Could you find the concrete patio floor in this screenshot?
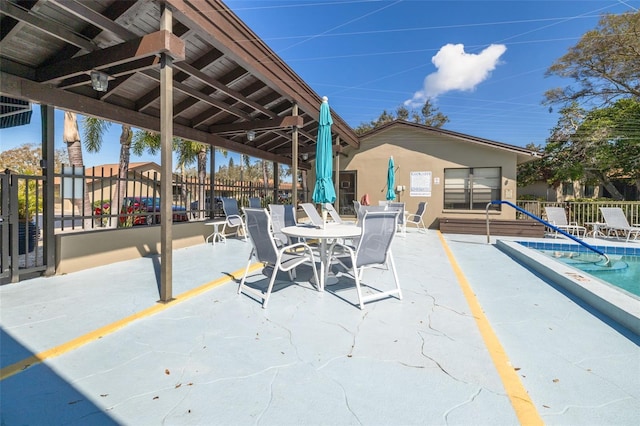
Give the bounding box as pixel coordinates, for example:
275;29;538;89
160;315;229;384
1;230;638;425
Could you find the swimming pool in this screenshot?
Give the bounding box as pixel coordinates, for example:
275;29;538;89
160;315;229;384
516;241;640;297
496;240;640;335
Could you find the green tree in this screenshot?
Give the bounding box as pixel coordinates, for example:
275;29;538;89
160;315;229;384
516;143;548;188
544;11;640;108
536;100;640;200
420;99;450;127
576;98;640;196
175;139;210;218
354;99;449;135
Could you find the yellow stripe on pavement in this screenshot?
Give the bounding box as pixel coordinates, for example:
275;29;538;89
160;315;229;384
438;232;544;426
0;263;262;381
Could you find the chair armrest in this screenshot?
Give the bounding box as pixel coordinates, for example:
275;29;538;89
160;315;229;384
281;241;315;254
226;214;244;222
326;240;355;259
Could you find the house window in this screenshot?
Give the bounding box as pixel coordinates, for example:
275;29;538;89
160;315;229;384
562;182;574;197
584;184;595;198
444;167;501;210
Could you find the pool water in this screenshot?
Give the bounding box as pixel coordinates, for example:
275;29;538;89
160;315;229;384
517;241;640;297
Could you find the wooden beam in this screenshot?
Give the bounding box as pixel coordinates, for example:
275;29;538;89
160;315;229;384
1;72;299;166
36;30;185;83
209;116;303;133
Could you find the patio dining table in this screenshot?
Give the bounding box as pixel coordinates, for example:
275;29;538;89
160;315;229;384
281;223;361;290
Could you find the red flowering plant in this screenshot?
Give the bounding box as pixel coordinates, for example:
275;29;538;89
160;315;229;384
93;200;111;227
118;197;149;227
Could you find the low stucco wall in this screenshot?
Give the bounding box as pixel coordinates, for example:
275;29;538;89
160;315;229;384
55;221;216;274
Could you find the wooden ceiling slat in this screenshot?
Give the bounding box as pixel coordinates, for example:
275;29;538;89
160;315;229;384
0;0;95;51
0;0;357;166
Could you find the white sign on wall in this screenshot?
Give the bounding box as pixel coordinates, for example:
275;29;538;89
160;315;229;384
410;171;432;197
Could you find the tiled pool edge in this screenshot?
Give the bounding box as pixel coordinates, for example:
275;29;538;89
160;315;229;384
496;240;640;335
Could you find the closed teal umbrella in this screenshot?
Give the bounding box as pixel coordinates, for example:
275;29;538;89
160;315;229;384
386;156;396;201
312;97;336;205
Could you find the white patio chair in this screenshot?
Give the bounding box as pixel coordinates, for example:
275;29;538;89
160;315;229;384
269;203;298;246
248;197;262;208
544;206;586;238
353;200;365;223
221;197;248;241
388;202;406;236
406;201;427;232
238;208;320;308
326;210;402;310
599;207;640;242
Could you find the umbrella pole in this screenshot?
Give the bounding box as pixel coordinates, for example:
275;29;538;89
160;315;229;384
321;205;328;229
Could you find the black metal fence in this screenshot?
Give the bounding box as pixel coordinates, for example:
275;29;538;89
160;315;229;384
1;171;47;283
53;166;308;231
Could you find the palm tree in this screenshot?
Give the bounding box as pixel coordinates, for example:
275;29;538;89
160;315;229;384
62;111;93;228
83;117;135;227
175;140;205;214
175;140;231;218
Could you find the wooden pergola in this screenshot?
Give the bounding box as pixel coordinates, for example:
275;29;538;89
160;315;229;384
0;0;360;300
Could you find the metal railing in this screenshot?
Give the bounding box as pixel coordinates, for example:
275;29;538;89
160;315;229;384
516;200;640;226
53;166;308;231
487;201;611;267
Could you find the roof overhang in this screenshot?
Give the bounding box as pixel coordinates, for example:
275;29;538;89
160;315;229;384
0;0;359;166
0;95;32;129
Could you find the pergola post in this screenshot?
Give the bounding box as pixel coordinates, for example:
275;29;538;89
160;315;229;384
159;5;174;303
210;147;216;218
291;103;299;208
334;135;340;213
272;161;279;203
41;104;55;276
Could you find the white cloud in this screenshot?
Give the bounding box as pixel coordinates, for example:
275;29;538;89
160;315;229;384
405;43;506;107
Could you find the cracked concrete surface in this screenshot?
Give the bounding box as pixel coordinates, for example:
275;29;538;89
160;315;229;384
1;231;638;425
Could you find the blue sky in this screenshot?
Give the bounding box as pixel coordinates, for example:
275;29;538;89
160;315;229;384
1;0;637;168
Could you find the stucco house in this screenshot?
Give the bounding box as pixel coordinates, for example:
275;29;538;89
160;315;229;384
332;120;540;230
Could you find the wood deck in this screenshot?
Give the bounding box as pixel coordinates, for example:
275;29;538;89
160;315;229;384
439;218;545;237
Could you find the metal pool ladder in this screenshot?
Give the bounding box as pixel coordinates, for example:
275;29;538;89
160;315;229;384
485;200;611;267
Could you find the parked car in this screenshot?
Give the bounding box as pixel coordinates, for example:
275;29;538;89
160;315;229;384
136;197;189;224
190;197;223;217
96;197;188;226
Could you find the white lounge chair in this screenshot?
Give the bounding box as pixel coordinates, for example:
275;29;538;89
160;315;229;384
300;203;325;227
324;203;343;223
599;207;640;242
238;208;319;308
544;206;586;238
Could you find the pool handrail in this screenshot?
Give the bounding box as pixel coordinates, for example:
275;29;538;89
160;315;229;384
486;200;611;267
